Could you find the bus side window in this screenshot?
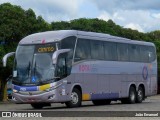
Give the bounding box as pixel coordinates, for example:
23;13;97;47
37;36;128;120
129;44;140;62
104;41;117;61
74;39;91;62
140;46;148;62
61;36;76;74
117;43;128;61
90;40;104;60
56;54;68;79
61;36;76;59
148;46;156;62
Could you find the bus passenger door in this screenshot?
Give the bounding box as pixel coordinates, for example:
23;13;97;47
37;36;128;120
55;51;72;101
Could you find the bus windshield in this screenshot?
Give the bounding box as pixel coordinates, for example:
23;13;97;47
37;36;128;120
13;46;34;84
13;44;56;85
33;53;55;83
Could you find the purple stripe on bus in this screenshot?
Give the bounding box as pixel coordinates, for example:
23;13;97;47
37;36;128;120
91;93;119;100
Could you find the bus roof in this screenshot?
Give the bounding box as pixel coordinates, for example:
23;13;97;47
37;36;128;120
19;30;77;45
19;30;155;46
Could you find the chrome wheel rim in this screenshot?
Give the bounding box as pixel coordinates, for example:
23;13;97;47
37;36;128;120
138;90;143;101
130;91;135;101
71;92;79;104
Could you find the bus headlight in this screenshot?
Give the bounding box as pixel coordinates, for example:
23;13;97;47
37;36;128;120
12;96;17;101
13;89;18;93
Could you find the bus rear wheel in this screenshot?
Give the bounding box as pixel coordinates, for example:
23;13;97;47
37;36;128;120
136;86;144;103
128;86;136;104
65;88;82;108
92;100;111;105
121;86;136;104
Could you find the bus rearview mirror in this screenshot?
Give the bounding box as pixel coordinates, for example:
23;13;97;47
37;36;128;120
3;52;15;67
52;49;70;64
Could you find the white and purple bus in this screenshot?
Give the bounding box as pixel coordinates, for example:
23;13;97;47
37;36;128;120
3;30;157;109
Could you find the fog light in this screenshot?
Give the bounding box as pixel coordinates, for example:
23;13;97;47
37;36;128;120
48;94;54;100
12;96;17;101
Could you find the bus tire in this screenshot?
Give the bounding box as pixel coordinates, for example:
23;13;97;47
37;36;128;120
136;86;144;103
31;103;44;109
121;86;136;104
128;86;136;104
92;100;111;105
65;88;82;108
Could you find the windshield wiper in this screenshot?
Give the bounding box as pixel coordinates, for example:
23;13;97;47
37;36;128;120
33;61;44;84
27;62;31;77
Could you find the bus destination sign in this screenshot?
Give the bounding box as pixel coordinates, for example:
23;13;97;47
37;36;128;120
35;44;56;53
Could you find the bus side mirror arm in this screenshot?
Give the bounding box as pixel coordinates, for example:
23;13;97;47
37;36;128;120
2;52;15;67
52;49;70;64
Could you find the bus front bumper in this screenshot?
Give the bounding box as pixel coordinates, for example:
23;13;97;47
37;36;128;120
12;89;70;104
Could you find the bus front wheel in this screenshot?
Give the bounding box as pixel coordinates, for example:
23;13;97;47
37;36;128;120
65;88;82;108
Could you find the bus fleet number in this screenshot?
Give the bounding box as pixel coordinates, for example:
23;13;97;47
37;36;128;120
79;65;90;72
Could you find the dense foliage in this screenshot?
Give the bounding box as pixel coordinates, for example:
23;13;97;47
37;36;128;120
0;3;160;100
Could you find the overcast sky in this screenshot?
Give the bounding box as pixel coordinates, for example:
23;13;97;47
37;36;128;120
0;0;160;33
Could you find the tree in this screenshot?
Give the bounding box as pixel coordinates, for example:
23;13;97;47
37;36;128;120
51;21;71;30
0;3;52;101
35;16;52;32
